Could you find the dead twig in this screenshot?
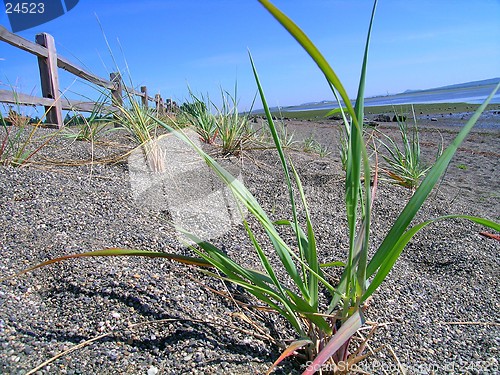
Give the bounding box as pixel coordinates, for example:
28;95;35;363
26;331;113;375
438;321;500;326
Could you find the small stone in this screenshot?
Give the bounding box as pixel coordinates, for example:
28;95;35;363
108;351;118;361
147;366;159;375
111;312;121;319
23;345;34;355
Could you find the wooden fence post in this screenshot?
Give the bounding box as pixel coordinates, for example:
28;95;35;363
35;33;63;128
155;93;165;116
110;72;122;107
110;72;122;127
141;86;148;109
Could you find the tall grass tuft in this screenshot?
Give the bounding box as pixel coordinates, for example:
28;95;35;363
0;90;59;166
303;133;331;157
214;86;255;156
378;105;442;191
62;94;114;142
181;89;218;144
254;110;298;149
6;0;500;373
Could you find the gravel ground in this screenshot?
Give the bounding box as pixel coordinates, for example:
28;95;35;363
0;113;498;374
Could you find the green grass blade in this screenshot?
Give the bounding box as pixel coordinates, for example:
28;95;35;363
243;220;296;302
363;215;499;301
257;0;356;123
352;0;377;299
354;0;377;123
367;82;500;278
2;248;211;281
320;261;346;268
177;228;306;332
290;160;320;308
248;51;311;300
196;268;303;333
154;116;316;301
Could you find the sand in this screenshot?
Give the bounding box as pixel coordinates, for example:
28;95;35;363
0;110;498;374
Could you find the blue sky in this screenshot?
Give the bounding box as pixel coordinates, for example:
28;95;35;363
1;0;499;112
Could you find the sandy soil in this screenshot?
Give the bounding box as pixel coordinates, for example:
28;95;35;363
0;111;498;374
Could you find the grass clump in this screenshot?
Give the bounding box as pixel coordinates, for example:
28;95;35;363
377;105;442;191
114;99;159;146
181;90;218;144
0;98;57;167
214;87;255;156
180;86;255;156
115;99;166;172
6;0;500;373
255;109;298;149
303;133;331;157
62;95;115;142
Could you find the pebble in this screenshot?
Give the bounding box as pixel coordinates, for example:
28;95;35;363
23;345;34;355
0;125;498;374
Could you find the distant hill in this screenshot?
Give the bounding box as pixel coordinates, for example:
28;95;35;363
253;77;500;114
402;78;500;94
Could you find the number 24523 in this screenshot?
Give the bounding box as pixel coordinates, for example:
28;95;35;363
5;3;45;14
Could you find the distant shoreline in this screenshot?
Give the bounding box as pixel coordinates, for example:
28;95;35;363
269;102;500;129
253;77;500;116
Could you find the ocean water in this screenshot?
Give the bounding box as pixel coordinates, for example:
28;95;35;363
287;84;500;112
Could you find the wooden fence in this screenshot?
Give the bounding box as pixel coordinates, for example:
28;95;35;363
0;25;171;128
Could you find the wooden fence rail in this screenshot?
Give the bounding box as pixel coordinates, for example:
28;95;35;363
0;25;169;128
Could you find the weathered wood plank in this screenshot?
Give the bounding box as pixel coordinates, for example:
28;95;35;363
36;33;63;127
0;89;54;107
63;100;116;114
58;55;114;90
0;90;116;115
110;73;123;106
1;25;114;90
0;25;48;57
0;26;157;108
155;93;165;115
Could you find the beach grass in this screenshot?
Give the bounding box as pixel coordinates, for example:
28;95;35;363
2;1;499;373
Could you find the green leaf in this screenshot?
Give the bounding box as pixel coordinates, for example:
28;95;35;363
367;82;500;278
363;215;500;301
248;52;311;300
320;261;346;268
257;0;356;124
2;248;211;281
324;107;346;118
